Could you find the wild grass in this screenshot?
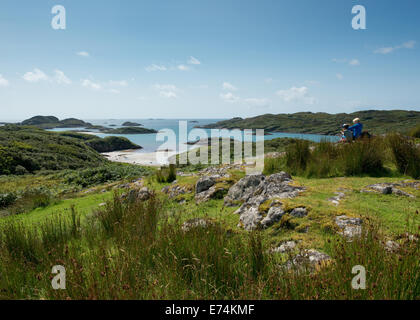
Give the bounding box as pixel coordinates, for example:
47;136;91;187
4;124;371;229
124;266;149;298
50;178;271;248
387;133;420;179
0;193;418;300
155;164;177;183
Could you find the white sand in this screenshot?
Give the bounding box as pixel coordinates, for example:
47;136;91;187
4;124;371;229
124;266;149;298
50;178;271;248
102;150;174;167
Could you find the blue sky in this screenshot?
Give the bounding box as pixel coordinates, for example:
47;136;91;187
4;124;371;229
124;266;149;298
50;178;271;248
0;0;419;120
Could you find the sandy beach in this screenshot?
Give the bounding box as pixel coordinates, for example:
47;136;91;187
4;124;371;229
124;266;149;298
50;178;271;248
102;149;176;167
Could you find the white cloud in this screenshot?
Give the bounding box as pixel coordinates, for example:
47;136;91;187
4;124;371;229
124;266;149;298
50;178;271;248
160;91;177;98
145;64;167;72
81;79;101;90
349;59;360;66
109;80;128;87
336;73;344;80
154;84;178;98
23;68;49;83
188;56;201;65
332;58;360;66
0;75;9;87
77;51;90;57
109;89;120;94
220;92;239;103
374;40;416;54
276;86;316;105
177;64;190;71
244;98;270;108
222;82;238;91
54;70;71;85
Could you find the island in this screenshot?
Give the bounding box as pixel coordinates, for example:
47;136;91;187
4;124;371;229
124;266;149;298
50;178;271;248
122;121;142;127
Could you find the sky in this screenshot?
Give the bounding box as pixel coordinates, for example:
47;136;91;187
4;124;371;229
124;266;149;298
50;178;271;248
0;0;420;120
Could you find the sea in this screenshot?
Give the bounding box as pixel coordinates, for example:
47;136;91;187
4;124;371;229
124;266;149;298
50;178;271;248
43;118;338;153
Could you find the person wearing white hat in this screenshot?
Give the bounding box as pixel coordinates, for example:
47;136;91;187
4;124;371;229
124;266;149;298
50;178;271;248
348;118;363;140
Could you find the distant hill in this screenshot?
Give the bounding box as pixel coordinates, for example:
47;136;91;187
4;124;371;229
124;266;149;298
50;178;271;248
198;110;420;135
21;115;97;129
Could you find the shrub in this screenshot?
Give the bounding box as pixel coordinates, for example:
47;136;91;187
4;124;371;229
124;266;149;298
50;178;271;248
285;140;311;174
339;139;385;176
156;164;177;183
0;193;17;208
408;125;420;138
263;156;285;175
387;133;420;179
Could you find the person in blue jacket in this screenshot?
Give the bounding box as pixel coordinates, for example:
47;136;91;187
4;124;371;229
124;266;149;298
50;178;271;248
348;118;363;140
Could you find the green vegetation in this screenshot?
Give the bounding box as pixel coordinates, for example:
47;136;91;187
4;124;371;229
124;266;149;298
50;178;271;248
200;110;420;135
0;120;419;300
263;137;417;178
122;121;142;127
101;127;158;134
155;164;177;183
0;192;418;299
0;125;106;174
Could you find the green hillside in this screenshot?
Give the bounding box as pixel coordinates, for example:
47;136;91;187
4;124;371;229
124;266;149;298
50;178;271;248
199;110;420;135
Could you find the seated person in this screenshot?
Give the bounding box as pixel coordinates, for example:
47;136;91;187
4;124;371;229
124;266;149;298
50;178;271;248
349;118;363;140
340;124;353;142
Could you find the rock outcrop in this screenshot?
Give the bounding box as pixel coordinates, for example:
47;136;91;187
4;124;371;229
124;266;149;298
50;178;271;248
335;215;363;240
225;172;304;230
285;249;331;271
361;182;416;198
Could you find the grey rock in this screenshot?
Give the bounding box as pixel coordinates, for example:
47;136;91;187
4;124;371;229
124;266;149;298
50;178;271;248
195;176;216;194
328;192;346;206
286;249;331;270
261;206;285;228
335;215;363;240
224;174;265;207
182;218;212;232
384;240;400;253
272;241;296;253
290;207;308;218
232;172;303;230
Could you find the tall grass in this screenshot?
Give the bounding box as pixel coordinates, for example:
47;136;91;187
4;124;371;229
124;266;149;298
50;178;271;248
156;164;177;183
387;133;420;179
0;193;418;299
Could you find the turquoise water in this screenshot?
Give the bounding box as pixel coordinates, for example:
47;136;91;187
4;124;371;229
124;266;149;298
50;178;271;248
49;119;340;153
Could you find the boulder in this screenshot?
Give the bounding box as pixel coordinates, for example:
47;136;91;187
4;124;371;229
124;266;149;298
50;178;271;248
335;215;363;240
272;241;296;253
285;249;331;271
195;185;227;204
231;172;304;230
224;174;265;207
195;176;216;194
182;218;212;232
290;207;308;218
361;183;415;198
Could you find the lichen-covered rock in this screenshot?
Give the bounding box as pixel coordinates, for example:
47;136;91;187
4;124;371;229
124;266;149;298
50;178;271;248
195;176;216;194
181;218;212;232
285;249;331;271
361;183;415;198
161;184;192;200
290;207;308;218
224;174;265;207
231;172;304;230
195;185;227;204
272;241;296;253
335;215;363;240
328;192;346;206
137;187;153;201
384;240;400;253
261;206;286;229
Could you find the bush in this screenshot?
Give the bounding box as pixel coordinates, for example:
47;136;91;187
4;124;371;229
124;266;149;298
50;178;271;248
408;125;420;138
285;140;311;174
387;133;420;179
0;193;17;208
339;139;385;176
156;164;177;183
263;156;285;175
